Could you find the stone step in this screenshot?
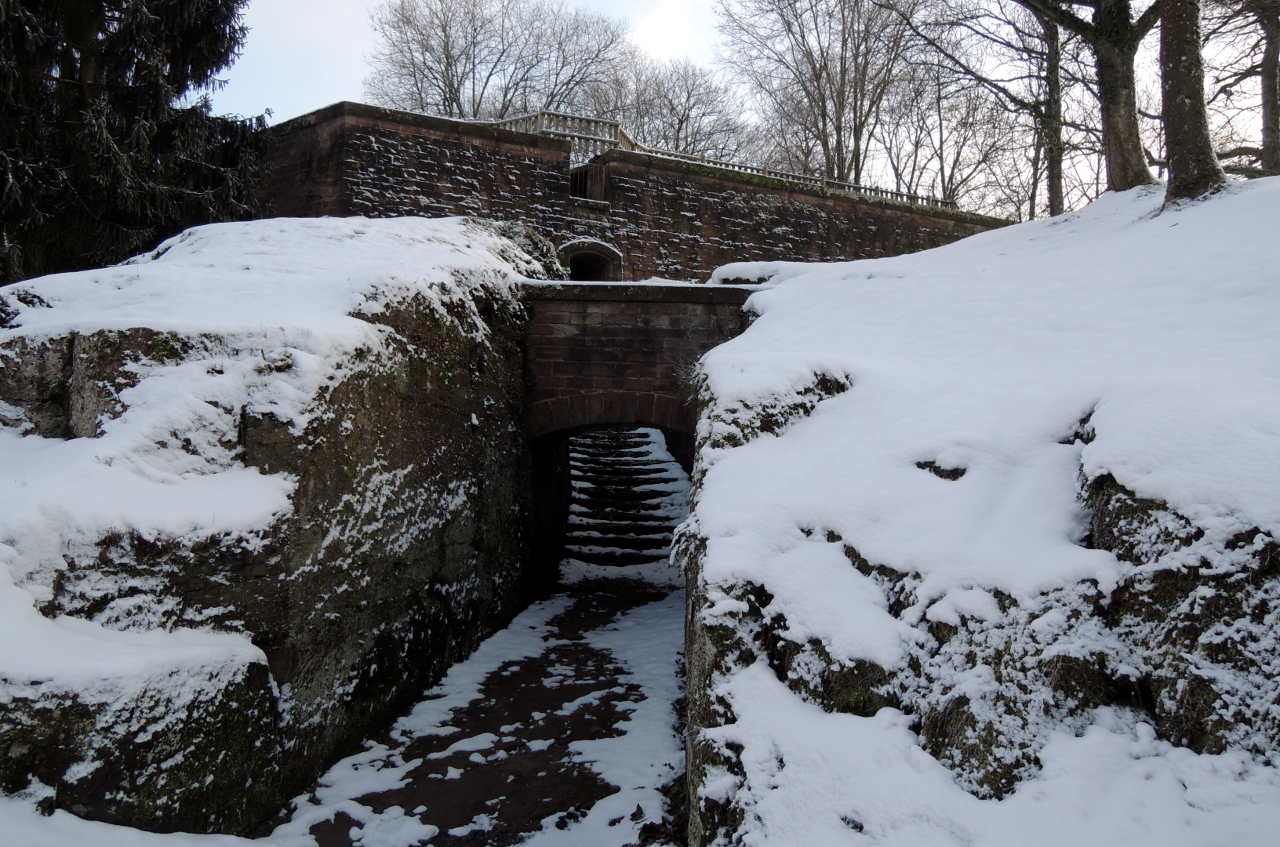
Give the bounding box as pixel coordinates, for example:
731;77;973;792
573;503;678;520
561;425;688;577
563;548;671;567
571;484;678;502
570;463;673;477
565;533;674;552
565;519;680;536
571;477;680;493
570;434;652;446
570;457;672;469
576;478;686;491
569;506;677;524
569;467;672;482
569;445;654;457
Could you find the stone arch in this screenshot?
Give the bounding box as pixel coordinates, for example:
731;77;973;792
558;238;624;281
526;390;691;442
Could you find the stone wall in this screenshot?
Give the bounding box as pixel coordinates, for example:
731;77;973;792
523;283;751;439
264;102;1006;282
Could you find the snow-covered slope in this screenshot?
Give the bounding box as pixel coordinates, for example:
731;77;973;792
0;216;556;833
1;216;547;610
683;179;1280;845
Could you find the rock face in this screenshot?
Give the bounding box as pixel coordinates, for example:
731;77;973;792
0;218;560;834
681;382;1280;847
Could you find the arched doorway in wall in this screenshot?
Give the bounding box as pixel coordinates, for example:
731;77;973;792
558;238;624;281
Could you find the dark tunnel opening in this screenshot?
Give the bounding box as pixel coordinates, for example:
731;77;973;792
529;425;693;587
566;251;613;281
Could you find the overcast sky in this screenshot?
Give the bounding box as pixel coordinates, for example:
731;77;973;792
211;0;718;123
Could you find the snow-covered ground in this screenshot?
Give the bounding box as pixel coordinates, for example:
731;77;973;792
689;179;1280;844
8;175;1279;846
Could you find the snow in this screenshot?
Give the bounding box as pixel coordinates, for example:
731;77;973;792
562;427;689;587
698;181;1280;607
691;179;1280;843
3;216;534;342
0;216;537;691
5;178;1277;845
523;277;755;289
0;588;687;847
0;566;263;690
519;591;685;847
705;534;916;667
0;216;548;845
0;795;263;847
266;596;572;844
711;664;1280;847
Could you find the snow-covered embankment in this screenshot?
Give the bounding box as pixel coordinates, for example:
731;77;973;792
0;217;558;833
680;180;1280;845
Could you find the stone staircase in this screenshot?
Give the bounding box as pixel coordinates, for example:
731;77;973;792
561;427;689;586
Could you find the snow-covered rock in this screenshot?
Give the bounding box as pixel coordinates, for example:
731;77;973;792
681;179;1280;845
0;216;560;833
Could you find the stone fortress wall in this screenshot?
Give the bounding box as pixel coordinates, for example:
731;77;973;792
263;102;1005;282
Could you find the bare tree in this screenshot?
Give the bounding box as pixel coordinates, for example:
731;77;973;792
1009;0;1162;191
572;53;753;160
716;0;913;184
889;0;1073;214
1206;0;1280;173
875;61;937;195
873;37;1023;211
365;0;627;119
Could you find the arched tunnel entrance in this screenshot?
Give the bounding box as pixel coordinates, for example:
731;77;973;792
530;423;693;586
558;239;624;281
567;251;612;281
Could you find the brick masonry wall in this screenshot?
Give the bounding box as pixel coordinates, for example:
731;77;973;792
264;103;1006;282
523;284;752;437
591;152;992;280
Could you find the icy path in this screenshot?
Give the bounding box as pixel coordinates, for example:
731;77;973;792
274;427;690;846
3;588;686;847
273;586;686;847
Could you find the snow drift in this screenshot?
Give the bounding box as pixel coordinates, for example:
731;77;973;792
683;179;1280;845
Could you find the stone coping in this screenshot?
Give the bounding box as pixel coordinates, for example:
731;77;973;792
270;101;573;155
520;281;755;305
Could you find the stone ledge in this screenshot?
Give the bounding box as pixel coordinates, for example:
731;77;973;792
521;282;754;305
270;101;573;157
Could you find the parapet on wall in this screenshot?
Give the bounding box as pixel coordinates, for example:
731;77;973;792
264;102;1006;282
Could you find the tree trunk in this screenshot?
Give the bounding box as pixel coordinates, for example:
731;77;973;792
1092;0;1155;190
1042;15;1066;214
1261;13;1279;172
1160;0;1226;200
1092;37;1154;190
1028;131;1043;219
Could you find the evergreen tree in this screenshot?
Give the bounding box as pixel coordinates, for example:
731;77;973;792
0;0;263;284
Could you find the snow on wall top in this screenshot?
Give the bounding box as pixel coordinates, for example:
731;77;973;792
0;216;541;685
699;177;1280;626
